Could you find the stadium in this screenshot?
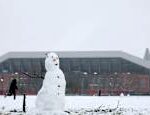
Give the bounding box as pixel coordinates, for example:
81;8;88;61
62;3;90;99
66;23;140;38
0;50;150;96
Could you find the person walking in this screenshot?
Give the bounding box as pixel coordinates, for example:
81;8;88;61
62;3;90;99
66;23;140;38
7;79;18;100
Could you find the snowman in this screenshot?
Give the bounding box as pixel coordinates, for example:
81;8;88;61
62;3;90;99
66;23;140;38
28;52;67;115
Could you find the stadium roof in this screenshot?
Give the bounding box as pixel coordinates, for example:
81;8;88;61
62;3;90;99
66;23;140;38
0;51;150;69
144;48;150;61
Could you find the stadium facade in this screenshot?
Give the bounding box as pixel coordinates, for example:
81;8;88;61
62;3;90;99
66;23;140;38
0;50;150;96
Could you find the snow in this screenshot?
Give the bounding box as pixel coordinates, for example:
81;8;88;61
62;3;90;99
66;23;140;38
1;95;150;115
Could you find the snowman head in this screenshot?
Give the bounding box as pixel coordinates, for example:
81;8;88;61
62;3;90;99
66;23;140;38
45;52;60;71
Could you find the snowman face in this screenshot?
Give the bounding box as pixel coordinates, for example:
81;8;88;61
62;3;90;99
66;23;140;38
49;53;59;66
45;52;60;71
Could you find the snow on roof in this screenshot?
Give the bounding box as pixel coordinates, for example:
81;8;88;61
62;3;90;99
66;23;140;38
0;51;150;69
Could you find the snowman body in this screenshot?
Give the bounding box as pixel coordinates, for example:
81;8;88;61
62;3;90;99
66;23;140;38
35;53;66;112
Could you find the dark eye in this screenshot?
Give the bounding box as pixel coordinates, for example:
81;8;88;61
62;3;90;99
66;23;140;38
45;53;48;58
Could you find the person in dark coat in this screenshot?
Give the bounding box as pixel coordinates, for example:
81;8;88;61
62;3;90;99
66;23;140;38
7;79;18;100
98;89;101;96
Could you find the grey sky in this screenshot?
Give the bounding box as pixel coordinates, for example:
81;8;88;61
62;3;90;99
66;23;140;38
0;0;150;58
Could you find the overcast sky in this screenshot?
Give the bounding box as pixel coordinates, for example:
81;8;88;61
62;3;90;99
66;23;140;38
0;0;150;58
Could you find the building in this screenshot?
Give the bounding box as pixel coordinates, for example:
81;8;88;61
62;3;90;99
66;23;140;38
0;50;150;95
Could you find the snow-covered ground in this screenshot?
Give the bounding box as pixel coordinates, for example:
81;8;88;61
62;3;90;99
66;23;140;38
0;95;150;115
